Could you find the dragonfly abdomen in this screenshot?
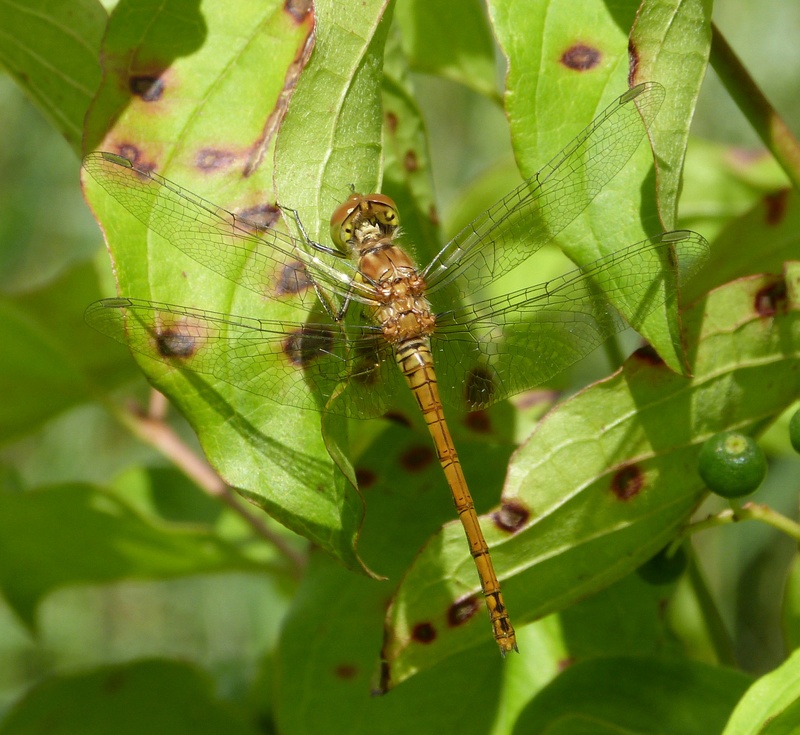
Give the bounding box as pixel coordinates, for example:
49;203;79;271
395;337;518;654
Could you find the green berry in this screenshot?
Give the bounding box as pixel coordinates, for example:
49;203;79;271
638;544;688;585
789;409;800;454
698;431;767;498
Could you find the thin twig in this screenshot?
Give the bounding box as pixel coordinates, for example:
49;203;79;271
113;394;307;576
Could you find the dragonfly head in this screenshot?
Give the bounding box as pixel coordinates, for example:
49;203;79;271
330;193;399;253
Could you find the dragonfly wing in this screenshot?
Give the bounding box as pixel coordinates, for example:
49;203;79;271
83;152;374;307
422;82;666;297
84;298;400;420
432;231;709;411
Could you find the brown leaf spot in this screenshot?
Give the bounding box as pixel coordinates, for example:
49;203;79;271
404;150;418;172
156;327;198;359
276;260;312;296
399;445;434;472
350;337;386;386
114;145;155;174
283;326;334;367
195;148;236;171
561;44;602;71
628;40;639;86
632;344;664;366
355;467;377;489
764;188;789;226
384;411;412;427
611;464;644;500
448;596;480;627
493;501;528;533
284;0;312;22
238;203;282;230
334;663;358;679
129;75;164;102
465;366;495;410
755;279;788;317
464;409;491;434
411;622;436;644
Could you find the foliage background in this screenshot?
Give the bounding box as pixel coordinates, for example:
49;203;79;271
0;0;799;732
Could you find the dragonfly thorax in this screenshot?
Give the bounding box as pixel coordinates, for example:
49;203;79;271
356;244;435;344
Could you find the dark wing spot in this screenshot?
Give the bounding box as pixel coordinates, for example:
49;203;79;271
399;445;434;472
276;260;313;296
561;44;602;71
611;464;645;500
385;111;399;134
447;596;480;627
465;366;495;410
156;327;198;358
129;75;164;101
195;148;236;171
355;467;377;489
464;409;491;434
764;189;789;226
493;501;529;533
411;622;436;644
283;326;334;367
333;664;358;679
403;150;418;172
428;205;439;227
755;279;788;317
284;0;312;22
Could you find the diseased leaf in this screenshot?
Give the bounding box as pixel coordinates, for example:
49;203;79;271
382;264;800;687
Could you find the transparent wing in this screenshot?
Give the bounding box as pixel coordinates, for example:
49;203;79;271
431;231;709;411
85;298;402;420
83;152;377;307
422;82;666;296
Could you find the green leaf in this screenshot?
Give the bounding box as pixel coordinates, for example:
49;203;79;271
0;0;105;153
515;656;751;734
82;0;390;576
0;659;259;735
679;138;792;240
630;0;713;228
722;647;800;735
381;263;800;687
381;32;443;267
684;187;800;303
0;298;88;443
392;0;498;99
276;551;511;735
488;0;703;375
0;483;259;629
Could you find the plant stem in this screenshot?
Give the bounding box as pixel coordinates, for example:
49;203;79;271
710;22;800;190
687;553;738;667
109;393;307;577
681;502;800;543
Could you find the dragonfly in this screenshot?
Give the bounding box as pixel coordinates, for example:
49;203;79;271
84;81;707;655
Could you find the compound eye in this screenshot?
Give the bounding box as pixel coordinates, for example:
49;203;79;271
365;193;399;230
329;193;363;251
